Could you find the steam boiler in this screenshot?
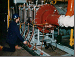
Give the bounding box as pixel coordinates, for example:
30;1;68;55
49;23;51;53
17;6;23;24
8;0;74;56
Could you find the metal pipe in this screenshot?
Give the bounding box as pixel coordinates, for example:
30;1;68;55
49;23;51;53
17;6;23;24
24;23;29;40
30;10;33;21
28;8;30;17
37;29;40;44
32;26;35;41
58;27;59;35
41;0;44;5
23;3;27;22
41;26;45;50
8;0;10;28
65;0;74;16
36;1;38;6
34;6;36;24
14;3;18;14
19;7;21;21
29;1;31;5
10;8;12;19
21;22;25;36
32;10;34;21
29;25;34;43
13;7;15;14
24;10;26;22
28;8;33;21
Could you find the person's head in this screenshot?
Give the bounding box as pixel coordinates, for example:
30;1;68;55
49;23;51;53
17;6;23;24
12;14;20;23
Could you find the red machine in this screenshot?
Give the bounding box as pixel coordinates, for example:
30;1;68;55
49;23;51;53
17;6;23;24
35;0;74;33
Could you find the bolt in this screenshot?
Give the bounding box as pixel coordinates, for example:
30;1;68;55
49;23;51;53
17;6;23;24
54;9;56;12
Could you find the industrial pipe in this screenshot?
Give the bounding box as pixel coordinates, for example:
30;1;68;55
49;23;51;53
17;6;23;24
29;25;34;43
24;23;29;40
27;25;34;48
21;22;25;36
8;0;10;28
35;0;74;33
24;3;27;22
65;0;74;16
58;0;74;27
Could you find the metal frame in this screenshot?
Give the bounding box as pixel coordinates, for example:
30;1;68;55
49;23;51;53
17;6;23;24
10;0;74;56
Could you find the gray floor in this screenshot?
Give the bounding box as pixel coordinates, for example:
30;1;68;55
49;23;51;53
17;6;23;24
0;49;32;56
0;38;32;56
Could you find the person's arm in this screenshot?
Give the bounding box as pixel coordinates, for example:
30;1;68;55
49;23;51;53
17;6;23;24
15;26;27;44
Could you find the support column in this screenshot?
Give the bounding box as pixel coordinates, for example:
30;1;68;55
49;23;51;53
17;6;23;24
8;0;10;28
37;29;41;45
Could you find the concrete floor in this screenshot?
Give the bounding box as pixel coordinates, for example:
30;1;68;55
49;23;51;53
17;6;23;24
0;49;32;56
0;36;32;56
37;45;67;56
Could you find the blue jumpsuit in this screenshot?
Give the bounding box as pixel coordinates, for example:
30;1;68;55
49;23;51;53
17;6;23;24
3;21;24;52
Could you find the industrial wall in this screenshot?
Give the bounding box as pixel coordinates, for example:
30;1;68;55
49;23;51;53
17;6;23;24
0;0;8;40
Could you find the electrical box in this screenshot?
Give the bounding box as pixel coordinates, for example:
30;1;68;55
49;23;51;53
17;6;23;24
14;0;27;3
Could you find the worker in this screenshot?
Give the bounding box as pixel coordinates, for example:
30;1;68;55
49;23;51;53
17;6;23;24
0;14;27;52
